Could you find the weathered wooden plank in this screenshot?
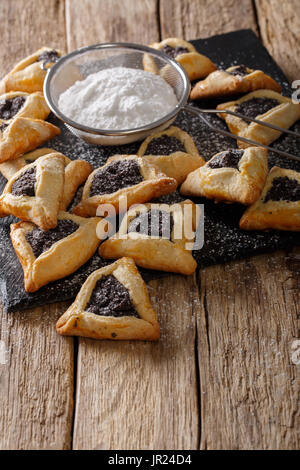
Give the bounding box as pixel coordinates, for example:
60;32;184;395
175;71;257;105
160;0;258;39
73;276;200;450
198;251;300;449
0;0;73;450
66;0;200;450
255;0;300;82
65;0;159;51
165;0;299;450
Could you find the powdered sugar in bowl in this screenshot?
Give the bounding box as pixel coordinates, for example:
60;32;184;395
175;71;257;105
44;43;190;145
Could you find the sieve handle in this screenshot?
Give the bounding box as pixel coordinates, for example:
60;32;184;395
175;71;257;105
182;104;300;163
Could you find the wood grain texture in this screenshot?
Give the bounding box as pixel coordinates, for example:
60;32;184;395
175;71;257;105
198;251;300;449
66;0;199;450
0;303;74;450
0;0;66;76
65;0;159;51
0;0;73;450
160;0;258;39
73;276;200;450
166;0;300;450
255;0;300;82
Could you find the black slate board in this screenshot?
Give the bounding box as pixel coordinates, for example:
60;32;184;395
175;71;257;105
1;29;300;312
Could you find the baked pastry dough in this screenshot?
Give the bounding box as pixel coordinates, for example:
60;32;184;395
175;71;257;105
10;211;106;292
137;126;205;183
0;47;63;94
217;90;300;149
190;65;281;100
143;37;216;81
240;166;300;231
73;155;177;217
60;159;93;211
0;147;93;209
0;117;60;163
0;153;65;229
56;257;160;341
99;200;198;275
180;147;268;205
0;91;50;123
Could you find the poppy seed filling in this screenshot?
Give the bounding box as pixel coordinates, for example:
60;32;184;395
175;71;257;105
227;65;249;77
37;50;59;64
90;159;143;196
128;209;174;239
145;135;186;155
0;122;8;132
85;274;139;318
162;45;189;59
208;149;244;171
0;96;26;120
26;219;79;258
11;167;36;197
264;176;300;203
235;97;279;122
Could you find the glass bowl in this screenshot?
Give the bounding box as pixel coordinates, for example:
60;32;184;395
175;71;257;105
43;42;190;145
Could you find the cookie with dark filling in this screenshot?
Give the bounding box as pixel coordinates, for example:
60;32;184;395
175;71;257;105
56;257;160;341
226;65;249;77
161;44;189;59
0;91;53;163
37;49;60;65
217;90;300;149
0;147;93;209
11;167;36;197
10;211;106;292
180;147;268;205
73;155;177;217
89;159;143;196
0;47;63;93
25;219;79;258
143;37;216;81
137;126;205;183
99;200;198;275
0;91;50;122
144;135;186;155
190;65;281;100
128;209;174;239
207;149;244;171
0;116;60;163
264;177;300;203
0;96;26;120
240;166;300;231
235;97;280;122
85;275;139;318
0;153;65;230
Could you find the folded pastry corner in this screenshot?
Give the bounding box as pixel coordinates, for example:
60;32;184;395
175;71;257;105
216;89;300;148
99;199;198;275
0;47;63;94
0;91;50;123
72;155;177;217
240;166;300;231
143;37;216;81
56;257;160;341
0;147;93;211
0;117;60;163
180;147;268;205
0;152;65;229
137;125;205;183
190;65;281;100
10;211;105;292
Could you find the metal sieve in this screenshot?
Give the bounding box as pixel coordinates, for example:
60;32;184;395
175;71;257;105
44;42;300;161
43;42;190;146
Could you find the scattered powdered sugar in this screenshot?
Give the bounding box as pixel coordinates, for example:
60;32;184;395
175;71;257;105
58;66;178;130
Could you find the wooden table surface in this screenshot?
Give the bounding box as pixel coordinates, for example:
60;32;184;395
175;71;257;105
0;0;299;450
